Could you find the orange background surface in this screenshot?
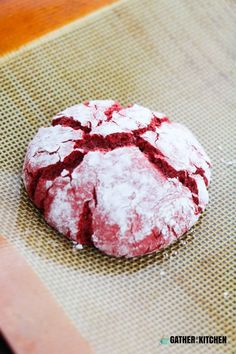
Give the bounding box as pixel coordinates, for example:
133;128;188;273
0;235;93;354
0;0;116;55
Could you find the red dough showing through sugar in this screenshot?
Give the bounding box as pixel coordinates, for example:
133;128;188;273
23;100;211;257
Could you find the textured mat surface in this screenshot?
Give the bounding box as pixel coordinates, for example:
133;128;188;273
0;0;235;353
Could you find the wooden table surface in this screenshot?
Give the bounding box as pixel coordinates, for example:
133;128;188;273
0;0;116;55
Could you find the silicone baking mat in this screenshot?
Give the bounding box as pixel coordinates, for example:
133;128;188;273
0;0;235;353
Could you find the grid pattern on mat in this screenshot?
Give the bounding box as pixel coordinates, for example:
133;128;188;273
0;0;235;353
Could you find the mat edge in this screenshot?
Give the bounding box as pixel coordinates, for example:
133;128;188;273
0;0;126;64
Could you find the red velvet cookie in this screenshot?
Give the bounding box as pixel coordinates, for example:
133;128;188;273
23;100;211;257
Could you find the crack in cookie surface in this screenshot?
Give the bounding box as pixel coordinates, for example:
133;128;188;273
28;150;85;201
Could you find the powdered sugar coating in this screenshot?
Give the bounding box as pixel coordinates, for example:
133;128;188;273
23;100;211;257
